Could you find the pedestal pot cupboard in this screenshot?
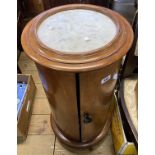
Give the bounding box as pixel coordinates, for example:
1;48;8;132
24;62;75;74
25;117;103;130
21;4;133;148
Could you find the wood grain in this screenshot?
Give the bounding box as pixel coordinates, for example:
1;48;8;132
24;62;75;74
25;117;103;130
80;61;121;142
18;52;41;83
54;134;115;155
22;70;41;84
28;115;53;135
35;83;46;98
36;64;80;141
17;135;55;155
18;58;36;71
32;98;51;114
19;52;30;61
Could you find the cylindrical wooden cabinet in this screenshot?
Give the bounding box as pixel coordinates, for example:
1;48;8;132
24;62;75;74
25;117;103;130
21;4;133;148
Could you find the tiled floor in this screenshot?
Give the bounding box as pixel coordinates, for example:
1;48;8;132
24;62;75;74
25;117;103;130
17;52;115;155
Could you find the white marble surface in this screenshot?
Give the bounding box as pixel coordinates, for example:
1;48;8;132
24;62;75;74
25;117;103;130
37;9;117;54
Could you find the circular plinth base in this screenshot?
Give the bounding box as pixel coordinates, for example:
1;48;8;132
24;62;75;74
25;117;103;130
50;115;112;149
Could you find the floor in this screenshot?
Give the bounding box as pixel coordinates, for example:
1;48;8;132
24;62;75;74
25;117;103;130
17;52;115;155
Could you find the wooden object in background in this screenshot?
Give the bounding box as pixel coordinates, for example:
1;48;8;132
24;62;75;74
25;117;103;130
21;0;51;17
17;74;36;142
49;0;79;7
111;95;137;155
115;11;138;149
82;0;111;7
49;0;111;8
119;77;138;146
21;4;133;148
20;0;113;18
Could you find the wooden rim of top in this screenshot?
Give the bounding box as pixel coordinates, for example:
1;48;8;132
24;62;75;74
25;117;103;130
21;4;134;72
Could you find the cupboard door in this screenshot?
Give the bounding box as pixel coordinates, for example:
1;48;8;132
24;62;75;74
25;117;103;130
36;64;80;141
80;61;121;142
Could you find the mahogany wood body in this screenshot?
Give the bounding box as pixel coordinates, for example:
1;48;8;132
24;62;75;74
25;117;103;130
21;4;133;148
36;60;121;148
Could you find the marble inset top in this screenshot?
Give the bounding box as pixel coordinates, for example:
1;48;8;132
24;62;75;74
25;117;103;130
37;9;117;54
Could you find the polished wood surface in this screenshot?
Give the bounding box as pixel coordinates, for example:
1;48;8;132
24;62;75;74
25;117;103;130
21;4;133;148
36;64;80;141
17;52;116;154
21;4;133;72
32;60;122;148
80;60;121;142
